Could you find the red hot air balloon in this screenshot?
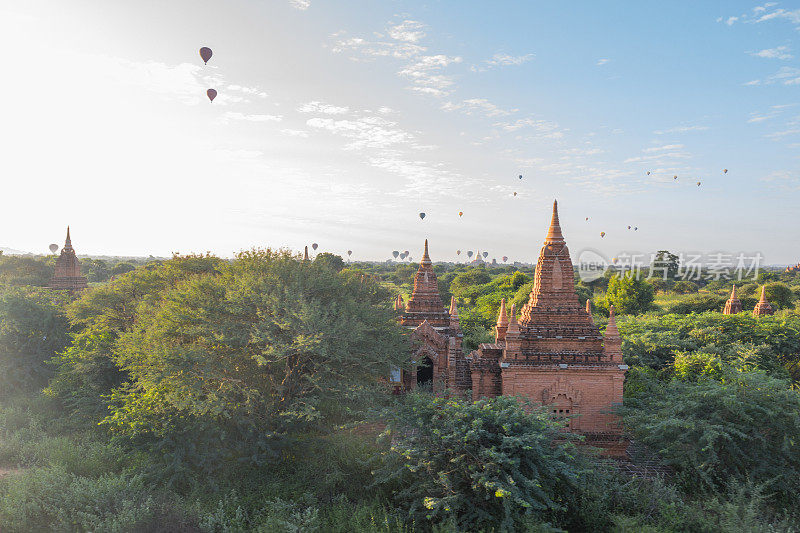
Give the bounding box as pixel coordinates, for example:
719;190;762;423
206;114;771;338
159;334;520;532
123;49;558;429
312;243;318;251
199;47;213;64
207;89;217;102
502;256;508;262
419;212;426;220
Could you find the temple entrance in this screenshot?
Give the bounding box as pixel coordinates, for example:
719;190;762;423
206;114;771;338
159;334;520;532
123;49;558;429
416;356;433;389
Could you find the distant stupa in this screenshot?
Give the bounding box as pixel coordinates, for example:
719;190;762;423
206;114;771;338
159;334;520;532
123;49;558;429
49;227;88;293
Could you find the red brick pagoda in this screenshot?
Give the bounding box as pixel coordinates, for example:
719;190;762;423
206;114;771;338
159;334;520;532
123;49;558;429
395;240;469;393
722;285;743;315
49;227;88;293
468;200;626;444
753;286;775;317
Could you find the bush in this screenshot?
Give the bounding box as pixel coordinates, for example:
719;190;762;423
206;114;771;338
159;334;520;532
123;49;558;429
599;274;654;315
622;369;800;510
373;393;586;531
672;280;699;294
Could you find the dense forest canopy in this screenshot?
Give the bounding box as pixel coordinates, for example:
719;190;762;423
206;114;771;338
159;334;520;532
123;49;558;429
0;251;799;531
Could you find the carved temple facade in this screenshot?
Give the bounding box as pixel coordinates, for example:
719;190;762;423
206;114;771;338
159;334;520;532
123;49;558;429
395;201;627;446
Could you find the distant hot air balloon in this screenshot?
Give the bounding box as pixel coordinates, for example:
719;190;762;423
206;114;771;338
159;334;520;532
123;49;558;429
634;227;638;231
723;169;728;174
600;232;606;238
404;250;409;256
392;250;399;259
207;88;217;102
646;171;651;176
697;181;701;187
612;257;618;264
502;256;508;262
49;244;58;253
513;192;517;196
467;250;474;258
199;47;213;64
458;211;463;217
312;243;318;251
456;250;461;255
518;174;523;180
482;251;488;259
674;175;678;180
419;212;426;220
585;217;589;221
627;225;631;230
347;250;352;256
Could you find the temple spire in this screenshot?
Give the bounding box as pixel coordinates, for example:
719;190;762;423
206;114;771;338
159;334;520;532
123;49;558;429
731;285;737;299
449;295;458;316
63;226;74;252
303;246;309;261
759;286;767;303
753;286;775;317
603;306;622;362
422;238;431;264
404;239;446;317
544;200;565;243
496;298;509;327
605;306;619;337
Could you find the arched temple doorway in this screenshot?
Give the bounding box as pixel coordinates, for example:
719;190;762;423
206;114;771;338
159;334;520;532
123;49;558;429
416;356;434;389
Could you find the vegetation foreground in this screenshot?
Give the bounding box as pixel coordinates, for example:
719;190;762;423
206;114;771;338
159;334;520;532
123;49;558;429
1;250;799;532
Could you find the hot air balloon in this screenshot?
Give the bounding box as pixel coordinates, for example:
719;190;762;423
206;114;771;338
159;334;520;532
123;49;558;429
392;250;399;259
49;244;58;253
347;250;352;256
518;174;523;179
404;250;409;256
312;243;318;251
458;211;463;217
585;217;589;221
207;88;217;102
612;257;618;264
467;251;474;258
674;175;678;180
419;212;426;220
482;251;488;259
723;169;728;174
697;181;701;187
199;47;213;64
634;227;638;231
456;250;461;255
513;192;517;196
646;171;651;175
502;256;508;262
627;225;631;230
600;232;606;238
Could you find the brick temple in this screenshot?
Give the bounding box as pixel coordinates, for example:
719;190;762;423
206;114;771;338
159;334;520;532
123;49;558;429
396;201;627;447
722;285;743;315
49;227;88;293
753;286;775;317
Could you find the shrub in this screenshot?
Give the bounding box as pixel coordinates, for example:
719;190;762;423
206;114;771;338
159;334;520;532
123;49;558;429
373;393;586;531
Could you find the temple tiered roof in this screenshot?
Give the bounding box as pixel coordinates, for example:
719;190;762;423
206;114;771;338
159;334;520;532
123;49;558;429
49;227;88;293
401;239;450;328
723;285;743;315
753;286;775;317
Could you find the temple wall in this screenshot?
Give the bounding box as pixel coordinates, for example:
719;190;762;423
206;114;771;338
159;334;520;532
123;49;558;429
500;366;625;434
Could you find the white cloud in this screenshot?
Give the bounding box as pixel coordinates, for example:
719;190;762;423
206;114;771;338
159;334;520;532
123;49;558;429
281;129;310;138
440;98;516;118
329;20;460;97
220;112;282;123
643;144;684;153
289;0;310;10
297;101;350;114
306;116;413;150
653;125;709;134
596;58;610;66
726;16;739;26
750;46;793;59
388;20;426;43
493;117;561;136
472;52;534;72
227;84;268;98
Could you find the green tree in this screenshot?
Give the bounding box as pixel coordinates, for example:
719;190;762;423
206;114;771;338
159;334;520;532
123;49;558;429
98;250;408;474
672;280;699;294
623;369;800;509
110;262;135;277
313;252;345;272
600;274;654;315
0;288;71;398
373;393;586;531
764;282;794;309
651;250;679;279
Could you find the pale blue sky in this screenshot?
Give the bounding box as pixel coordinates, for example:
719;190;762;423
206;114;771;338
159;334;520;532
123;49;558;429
1;1;799;264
